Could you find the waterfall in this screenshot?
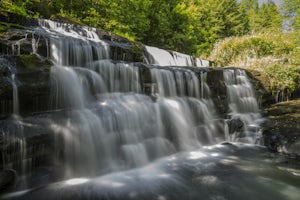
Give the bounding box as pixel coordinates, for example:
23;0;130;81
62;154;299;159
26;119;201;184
11;74;19;115
29;20;232;177
90;60;141;93
150;67;224;145
0;58;27;180
144;45;210;67
223;69;262;143
0;19;263;182
37;19;110;66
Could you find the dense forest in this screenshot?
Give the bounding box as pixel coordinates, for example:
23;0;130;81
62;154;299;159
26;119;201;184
0;0;298;55
1;0;300;95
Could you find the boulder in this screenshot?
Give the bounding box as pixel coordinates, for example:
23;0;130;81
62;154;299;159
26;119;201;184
226;118;244;134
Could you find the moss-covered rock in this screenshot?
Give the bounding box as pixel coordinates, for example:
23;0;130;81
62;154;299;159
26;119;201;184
246;69;274;105
264;99;300;135
263;99;300;155
0;11;38;28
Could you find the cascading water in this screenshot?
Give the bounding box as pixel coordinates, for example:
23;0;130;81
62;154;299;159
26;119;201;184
89;60;141;93
30;20;230;178
0;58;27;179
37;19;110;66
11;74;19;115
150;67;224;145
144;45;210;67
2;17;299;200
223;69;262;143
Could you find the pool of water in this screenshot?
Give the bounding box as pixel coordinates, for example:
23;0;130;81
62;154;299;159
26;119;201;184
3;143;300;200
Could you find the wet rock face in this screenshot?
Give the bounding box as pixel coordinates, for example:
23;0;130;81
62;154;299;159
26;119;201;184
0;12;38;28
206;69;229;116
0;56;52;118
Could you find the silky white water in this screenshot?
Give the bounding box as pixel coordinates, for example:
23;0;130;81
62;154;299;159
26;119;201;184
223;69;262;142
144;45;210;67
32;20;264;177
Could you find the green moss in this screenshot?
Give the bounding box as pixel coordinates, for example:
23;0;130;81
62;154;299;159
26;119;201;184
0;21;27;35
265;64;300;92
264;99;300;137
0;22;11;33
17;54;52;71
131;41;144;62
19;54;40;69
49;14;85;26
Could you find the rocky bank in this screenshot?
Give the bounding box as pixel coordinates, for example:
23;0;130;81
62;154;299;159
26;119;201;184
263;99;300;155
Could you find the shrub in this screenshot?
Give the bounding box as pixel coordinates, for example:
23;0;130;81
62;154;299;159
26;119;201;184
209;31;300;95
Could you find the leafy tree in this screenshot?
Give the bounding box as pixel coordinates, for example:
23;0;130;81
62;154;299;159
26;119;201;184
190;0;248;55
0;0;27;15
142;0;183;50
238;0;260;32
283;0;300;31
257;0;282;31
0;0;284;56
239;0;282;33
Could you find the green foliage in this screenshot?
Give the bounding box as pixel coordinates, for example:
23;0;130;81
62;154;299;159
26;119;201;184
265;64;299;92
192;0;249;56
0;22;10;33
257;1;282;31
283;0;300;17
238;0;282;33
294;9;300;30
283;0;300;31
210;32;297;65
209;31;300;94
0;0;27;16
0;0;286;57
19;53;39;69
209;35;274;65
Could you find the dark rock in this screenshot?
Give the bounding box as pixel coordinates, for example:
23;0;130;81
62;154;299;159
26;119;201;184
0;114;56;174
206;69;229;116
108;42;143;62
0;55;51;118
226;118;244;134
262;99;300;154
220;141;234;146
261;130;283;152
0;12;38;28
263;100;300;137
0;169;17;192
